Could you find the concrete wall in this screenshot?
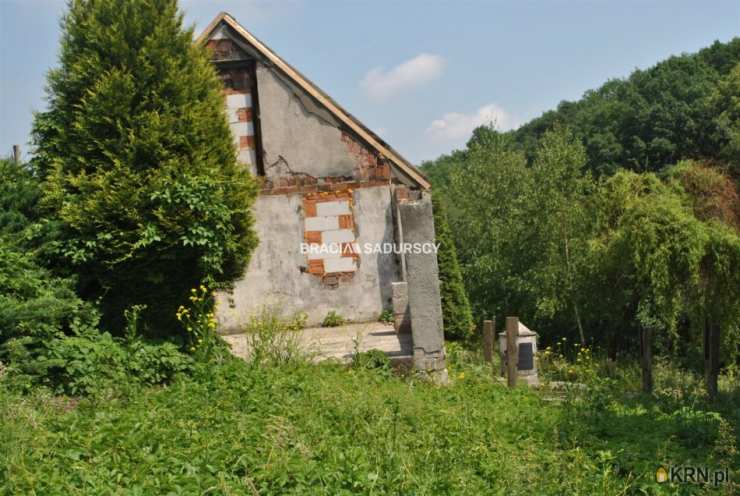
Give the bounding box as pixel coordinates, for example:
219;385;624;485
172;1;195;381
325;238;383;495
256;64;362;179
216;184;399;331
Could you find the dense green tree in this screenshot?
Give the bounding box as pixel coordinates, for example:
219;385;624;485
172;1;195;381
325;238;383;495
709;64;740;173
31;0;258;335
432;195;474;340
667;161;740;396
444;131;536;329
525;128;591;344
509;38;739;176
0;159;40;238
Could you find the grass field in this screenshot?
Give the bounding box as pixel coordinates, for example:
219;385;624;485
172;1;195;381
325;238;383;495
1;343;737;495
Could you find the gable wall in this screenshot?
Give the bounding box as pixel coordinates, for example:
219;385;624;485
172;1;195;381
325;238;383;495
208;29;404;330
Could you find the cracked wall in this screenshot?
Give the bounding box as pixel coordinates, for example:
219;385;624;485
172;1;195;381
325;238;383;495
256;64;384;183
215;185;399;331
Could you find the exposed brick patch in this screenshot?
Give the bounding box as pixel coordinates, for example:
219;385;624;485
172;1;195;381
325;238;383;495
394;185;410;202
239;135;255;149
262;179;386;196
217;67;251;94
340;131;394;183
305;190;353;202
206;39;246;61
321;274;339;288
341;242;359;259
342;131;378;169
236;107;253;122
338;214;353;229
323;175;354;184
376;163;391;180
304;231;321;244
303;199;317;217
301;188;359;285
307;259;324;275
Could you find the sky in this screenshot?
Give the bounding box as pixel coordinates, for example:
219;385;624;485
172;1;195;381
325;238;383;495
1;0;738;165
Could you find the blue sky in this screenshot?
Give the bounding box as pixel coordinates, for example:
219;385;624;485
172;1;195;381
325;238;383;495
1;0;738;164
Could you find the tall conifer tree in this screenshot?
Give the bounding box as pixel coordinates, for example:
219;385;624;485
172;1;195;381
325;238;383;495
32;0;257;334
432;195;474;340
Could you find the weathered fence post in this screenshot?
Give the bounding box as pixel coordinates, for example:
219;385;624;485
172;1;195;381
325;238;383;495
506;316;518;388
12;145;20;164
483;320;494;364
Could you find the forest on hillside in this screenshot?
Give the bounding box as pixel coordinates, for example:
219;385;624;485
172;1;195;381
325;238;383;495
424;38;740;392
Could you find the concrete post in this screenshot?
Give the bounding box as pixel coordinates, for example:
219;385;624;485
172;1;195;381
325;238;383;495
391;281;411;334
506;316;518;388
483;319;495;379
398;192;447;383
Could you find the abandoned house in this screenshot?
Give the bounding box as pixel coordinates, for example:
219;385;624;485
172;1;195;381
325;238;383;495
199;13;446;375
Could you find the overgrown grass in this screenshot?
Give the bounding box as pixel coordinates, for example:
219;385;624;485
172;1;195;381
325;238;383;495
1;341;737;494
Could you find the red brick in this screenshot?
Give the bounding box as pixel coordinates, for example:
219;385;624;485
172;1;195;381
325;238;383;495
269;186;298;195
239;135;255;149
315;192;338;202
236;108;253;122
376;164;391;180
304;231;321;244
338;215;353;229
395;186;409;202
303;199;317;217
340;243;360;259
277;176;298;188
307;259;324;275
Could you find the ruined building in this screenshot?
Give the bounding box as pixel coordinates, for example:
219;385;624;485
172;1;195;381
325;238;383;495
199;13;445;375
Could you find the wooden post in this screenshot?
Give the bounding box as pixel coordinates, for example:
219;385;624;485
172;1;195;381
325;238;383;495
506;316;518;388
482;320;494;364
483;319;495;379
704;318;720;400
640;327;653;394
12;145;20;164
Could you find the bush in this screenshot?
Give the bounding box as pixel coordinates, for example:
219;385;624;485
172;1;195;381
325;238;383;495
378;309;394;324
322;310;345;327
243;310;305;367
0;238;99;355
0;242;191;395
31;0;258;336
0;159;42;239
351;349;392;376
4;327;191;396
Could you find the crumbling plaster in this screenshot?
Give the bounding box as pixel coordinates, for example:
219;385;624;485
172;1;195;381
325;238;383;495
256;63;361;179
215;185;399;332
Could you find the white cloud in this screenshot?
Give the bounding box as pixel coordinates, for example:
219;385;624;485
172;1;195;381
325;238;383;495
425;103;516;142
361;53;444;101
